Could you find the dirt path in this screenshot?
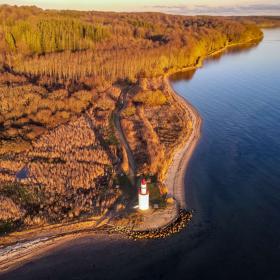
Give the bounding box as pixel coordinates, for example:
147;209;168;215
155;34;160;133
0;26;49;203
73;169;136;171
113;88;137;183
0;81;200;274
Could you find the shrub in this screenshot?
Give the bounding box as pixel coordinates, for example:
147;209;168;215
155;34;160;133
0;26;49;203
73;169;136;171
0;195;23;222
133;90;167;107
33;109;53;124
122;106;136;117
0;140;31;155
96;97;115;111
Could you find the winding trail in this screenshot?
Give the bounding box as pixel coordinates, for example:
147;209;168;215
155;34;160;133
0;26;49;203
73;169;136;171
0;35;266;278
0;77;201;275
113;87;137;183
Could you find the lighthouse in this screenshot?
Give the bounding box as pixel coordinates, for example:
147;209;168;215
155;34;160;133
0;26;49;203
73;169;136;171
138;178;149;210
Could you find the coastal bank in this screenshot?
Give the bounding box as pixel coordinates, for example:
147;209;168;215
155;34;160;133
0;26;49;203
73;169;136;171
0;35;264;275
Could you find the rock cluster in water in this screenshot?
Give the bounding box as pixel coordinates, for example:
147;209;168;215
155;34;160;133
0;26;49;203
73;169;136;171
110;209;192;240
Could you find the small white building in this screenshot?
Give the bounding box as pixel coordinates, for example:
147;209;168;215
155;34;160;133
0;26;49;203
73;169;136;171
138;178;149;210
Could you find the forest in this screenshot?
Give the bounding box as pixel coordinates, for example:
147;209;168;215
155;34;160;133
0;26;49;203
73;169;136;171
0;5;264;82
0;5;276;233
0;5;266;154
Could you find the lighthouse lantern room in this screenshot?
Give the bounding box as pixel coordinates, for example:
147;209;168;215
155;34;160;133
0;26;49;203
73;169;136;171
138;178;149;210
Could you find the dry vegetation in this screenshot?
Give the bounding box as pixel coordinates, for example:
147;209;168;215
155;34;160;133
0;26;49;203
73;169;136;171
0;80;122;231
0;196;24;221
233;16;280;28
0;78;96;152
133;90;167;106
120;77;191;182
0;5;275;234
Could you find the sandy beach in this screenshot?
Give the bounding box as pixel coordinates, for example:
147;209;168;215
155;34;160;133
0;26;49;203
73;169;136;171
161;35;263;208
0;36;263;275
0;77;201;274
163;76;202;208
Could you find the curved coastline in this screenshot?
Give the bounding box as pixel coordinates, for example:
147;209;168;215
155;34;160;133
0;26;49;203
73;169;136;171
163;76;202;209
0;35;264;275
162;34;263;210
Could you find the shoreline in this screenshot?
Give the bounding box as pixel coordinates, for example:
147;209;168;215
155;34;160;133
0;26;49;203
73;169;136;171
0;35;263;275
0;72;201;274
162;34;263;209
163;77;202;208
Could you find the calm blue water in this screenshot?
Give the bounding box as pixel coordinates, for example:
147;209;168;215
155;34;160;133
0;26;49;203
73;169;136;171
172;28;280;279
2;29;280;280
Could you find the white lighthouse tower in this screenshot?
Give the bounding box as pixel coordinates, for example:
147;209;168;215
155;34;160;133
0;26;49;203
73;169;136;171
138;178;149;210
